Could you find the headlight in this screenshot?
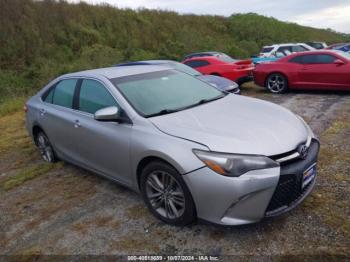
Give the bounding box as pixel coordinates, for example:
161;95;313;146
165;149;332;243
193;149;279;177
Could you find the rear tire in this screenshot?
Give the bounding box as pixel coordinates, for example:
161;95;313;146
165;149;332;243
35;132;57;163
140;161;196;226
265;73;288;94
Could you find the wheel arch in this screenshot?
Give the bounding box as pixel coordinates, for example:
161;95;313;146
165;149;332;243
32;124;45;145
136;155;182;191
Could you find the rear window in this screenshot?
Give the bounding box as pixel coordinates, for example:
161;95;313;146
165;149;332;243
184;60;210;68
261;47;274;53
216;54;237;63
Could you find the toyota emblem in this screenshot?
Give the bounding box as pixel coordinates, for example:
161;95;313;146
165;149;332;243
298;144;308;159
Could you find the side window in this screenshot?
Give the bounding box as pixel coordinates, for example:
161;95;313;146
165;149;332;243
289;56;303;64
301;54;336;64
43;88;54;103
292;45;308;52
52;79;77;108
316;55;337;64
184;60;210;68
277;46;292;56
78;79;118;114
301;55;318;64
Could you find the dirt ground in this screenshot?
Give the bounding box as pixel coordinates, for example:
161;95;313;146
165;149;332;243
0;83;349;259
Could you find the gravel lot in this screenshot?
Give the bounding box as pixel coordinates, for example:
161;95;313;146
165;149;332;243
0;83;349;259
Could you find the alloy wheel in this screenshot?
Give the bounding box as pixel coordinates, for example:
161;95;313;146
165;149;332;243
145;170;185;219
37;133;55;162
267;74;286;93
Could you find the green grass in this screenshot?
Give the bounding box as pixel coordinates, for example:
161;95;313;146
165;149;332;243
1;162;62;191
0;96;28;117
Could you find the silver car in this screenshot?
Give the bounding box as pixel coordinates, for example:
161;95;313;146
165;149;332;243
25;66;319;226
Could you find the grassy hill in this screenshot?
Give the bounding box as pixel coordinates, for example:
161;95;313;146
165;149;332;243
0;0;349;104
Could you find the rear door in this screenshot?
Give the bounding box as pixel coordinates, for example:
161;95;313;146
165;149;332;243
39;78;80;161
298;54;348;88
72;78;133;186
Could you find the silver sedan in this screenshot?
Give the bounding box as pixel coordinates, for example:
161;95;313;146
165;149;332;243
25;66;319;226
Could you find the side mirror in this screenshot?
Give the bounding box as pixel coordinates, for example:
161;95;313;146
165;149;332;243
94;106;121;122
334;59;345;66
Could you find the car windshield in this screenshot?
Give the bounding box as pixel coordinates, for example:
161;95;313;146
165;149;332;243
111;70;225;117
261;47;274;53
169;62;202;76
216;54;237;63
335;50;350;60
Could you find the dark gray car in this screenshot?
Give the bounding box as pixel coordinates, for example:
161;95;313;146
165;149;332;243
115;60;240;94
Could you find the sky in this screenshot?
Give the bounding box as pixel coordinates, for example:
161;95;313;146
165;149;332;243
68;0;350;34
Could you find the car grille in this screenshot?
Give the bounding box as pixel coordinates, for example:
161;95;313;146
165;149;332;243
265;173;313;216
265;139;320;217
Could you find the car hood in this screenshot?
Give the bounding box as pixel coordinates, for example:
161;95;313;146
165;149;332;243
149;95;309;156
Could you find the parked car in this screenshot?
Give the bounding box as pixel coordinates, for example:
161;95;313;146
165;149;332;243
306;42;327;50
25;66;319;226
251;54;284;65
183;56;254;85
258;43;315;58
115;60;240;94
333;43;350;53
253;50;350;93
183;51;232;61
326;43;348;50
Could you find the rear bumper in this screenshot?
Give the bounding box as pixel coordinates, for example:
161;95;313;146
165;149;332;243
236;75;253;85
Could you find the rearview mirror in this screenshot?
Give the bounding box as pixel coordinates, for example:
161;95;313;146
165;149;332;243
334;59;345;66
94;106;121;122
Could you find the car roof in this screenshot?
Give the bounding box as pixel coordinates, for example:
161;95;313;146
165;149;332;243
184;51;224;59
281;49;344;59
61;65;172;79
115;60;175;66
183;56;219;61
264;43;309;48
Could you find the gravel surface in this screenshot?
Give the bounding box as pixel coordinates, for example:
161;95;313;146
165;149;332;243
0;84;349;259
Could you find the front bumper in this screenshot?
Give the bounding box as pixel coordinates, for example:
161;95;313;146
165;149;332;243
184;139;320;226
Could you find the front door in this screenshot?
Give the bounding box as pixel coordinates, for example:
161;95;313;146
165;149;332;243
72;78;132;186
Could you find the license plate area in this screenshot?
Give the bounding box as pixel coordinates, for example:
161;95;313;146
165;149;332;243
302;163;317;189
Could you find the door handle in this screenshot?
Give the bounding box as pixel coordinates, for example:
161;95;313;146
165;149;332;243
74;120;81;128
40;108;46;116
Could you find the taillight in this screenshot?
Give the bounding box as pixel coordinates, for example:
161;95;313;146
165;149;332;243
23;104;28;113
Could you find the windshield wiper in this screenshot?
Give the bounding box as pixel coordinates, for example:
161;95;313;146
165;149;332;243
182;93;227;110
147;94;227;118
146;109;179;118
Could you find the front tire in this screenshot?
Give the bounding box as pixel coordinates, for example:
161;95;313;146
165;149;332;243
266;73;288;94
140;161;196;226
35;132;57;163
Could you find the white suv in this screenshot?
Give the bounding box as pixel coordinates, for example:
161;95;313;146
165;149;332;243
258;43;315;58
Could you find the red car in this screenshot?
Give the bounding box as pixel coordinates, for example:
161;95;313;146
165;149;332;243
253;50;350;93
182;55;254;85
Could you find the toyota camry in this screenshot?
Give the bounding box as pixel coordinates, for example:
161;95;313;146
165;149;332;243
25;66;319;226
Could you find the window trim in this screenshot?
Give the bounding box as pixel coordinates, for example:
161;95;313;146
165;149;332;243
41;77;80;109
40;76;132;124
75;77;133;124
